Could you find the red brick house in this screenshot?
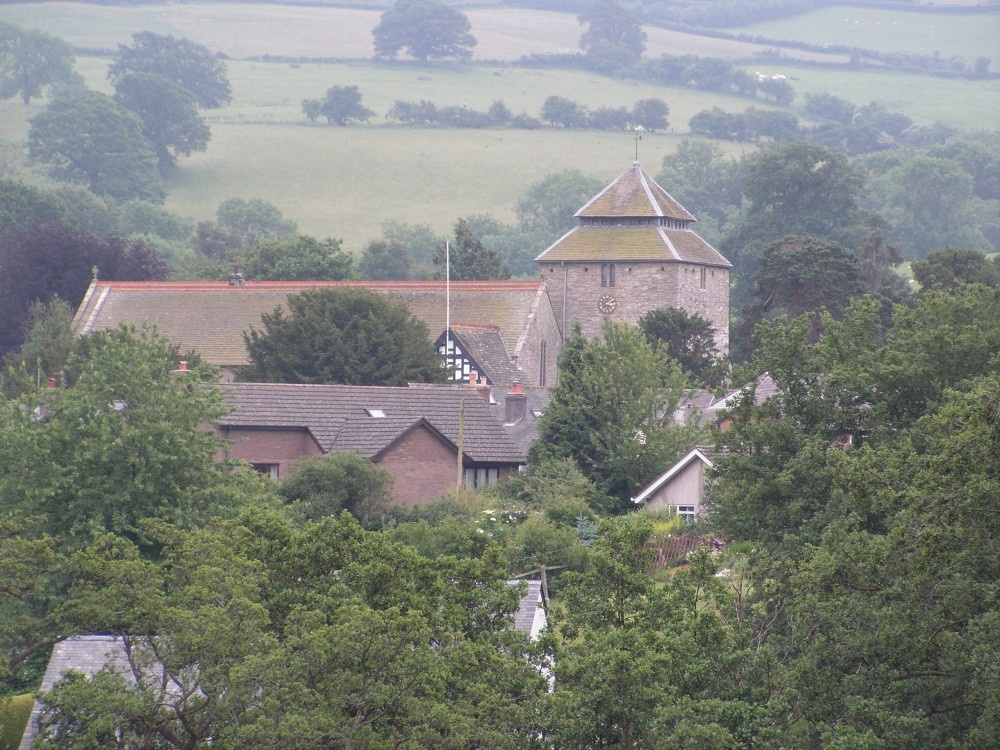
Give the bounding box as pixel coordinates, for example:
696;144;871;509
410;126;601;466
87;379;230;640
217;382;526;506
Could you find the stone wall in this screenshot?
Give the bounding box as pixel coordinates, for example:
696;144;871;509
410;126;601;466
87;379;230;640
514;286;563;387
539;261;729;355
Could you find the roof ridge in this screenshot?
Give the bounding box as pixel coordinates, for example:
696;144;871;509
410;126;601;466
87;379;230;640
93;280;544;292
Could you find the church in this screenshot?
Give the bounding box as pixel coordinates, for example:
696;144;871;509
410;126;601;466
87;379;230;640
72;162;730;389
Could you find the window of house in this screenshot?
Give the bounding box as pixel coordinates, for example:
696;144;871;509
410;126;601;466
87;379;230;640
465;467;500;489
672;505;696;524
251;463;279;480
700;267;707;289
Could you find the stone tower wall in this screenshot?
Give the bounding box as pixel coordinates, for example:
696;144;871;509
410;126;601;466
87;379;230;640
539;260;729;355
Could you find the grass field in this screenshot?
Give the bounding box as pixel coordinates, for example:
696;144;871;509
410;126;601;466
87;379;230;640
2;2;839;62
2;2;997;257
737;5;1000;62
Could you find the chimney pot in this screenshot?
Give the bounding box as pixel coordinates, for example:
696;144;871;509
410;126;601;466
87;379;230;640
47;376;57;389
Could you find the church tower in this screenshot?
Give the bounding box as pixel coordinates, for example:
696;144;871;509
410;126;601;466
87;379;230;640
535;161;731;354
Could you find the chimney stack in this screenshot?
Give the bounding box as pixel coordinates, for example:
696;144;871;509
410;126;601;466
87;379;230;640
505;382;527;424
469;371;491;403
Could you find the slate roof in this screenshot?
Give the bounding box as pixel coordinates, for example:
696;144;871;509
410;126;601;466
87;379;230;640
219;382;525;464
19;636;132;750
447;324;521;388
535;225;730;266
497;386;549;455
576;161;696;221
535;162;730;268
510;579;547;640
72;281;549;368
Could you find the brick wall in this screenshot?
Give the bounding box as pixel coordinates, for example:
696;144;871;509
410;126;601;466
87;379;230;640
376;424;462;506
218;427;322;479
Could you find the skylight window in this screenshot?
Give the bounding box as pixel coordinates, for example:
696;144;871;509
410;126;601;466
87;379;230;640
366;409;386;418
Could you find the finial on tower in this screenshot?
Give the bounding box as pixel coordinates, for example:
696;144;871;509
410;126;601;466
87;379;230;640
91;266;99;281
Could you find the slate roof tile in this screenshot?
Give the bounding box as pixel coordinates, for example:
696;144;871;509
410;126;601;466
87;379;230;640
535;226;730;266
73;281;547;368
577;161;695;220
219;382;525;464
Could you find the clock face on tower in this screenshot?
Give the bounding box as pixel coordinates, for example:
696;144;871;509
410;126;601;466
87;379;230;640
597;294;617;314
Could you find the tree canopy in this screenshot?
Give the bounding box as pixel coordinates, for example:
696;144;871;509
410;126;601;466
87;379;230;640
373;0;477;63
0;220;167;357
301;85;374;125
912;247;1000;290
433;218;511;281
214;197;298;250
242;287;444;386
529;323;697;510
112;72;210;168
28;90;165;202
237;235;355;281
578;0;647;72
107;31;231;108
0;23;80;105
0;325;249;549
639;307;724;387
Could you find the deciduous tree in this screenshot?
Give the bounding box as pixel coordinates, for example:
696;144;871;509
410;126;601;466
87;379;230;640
578;0;647;72
278;453;393;527
0;221;167;356
631;97;668;131
107;31;231;108
0;325;250;549
0;23;80;105
302;84;374;126
112;72;210;168
215;197;297;249
243;287;443;386
28;90;165;202
912;247;1000;290
373;0;477;63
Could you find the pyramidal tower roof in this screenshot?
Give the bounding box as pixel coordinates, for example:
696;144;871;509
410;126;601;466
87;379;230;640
535;162;730;267
576;161;695;221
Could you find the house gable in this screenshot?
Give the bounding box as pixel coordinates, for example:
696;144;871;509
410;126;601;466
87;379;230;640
632;448;714;520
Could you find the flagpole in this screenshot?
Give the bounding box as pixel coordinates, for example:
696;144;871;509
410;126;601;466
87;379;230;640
446;240;451;380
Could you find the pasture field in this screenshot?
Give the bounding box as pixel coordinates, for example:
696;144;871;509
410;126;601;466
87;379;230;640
3;2;997;256
737;5;1000;62
2;2;838;62
161;125;716;252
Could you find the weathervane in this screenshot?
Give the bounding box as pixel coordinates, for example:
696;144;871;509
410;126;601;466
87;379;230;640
633;124;644;161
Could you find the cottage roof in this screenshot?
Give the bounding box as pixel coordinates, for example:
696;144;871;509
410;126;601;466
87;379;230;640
219;382;525;465
442;324;521;388
19;637;132;750
73;281;548;368
510;579;547;640
535;162;730;267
